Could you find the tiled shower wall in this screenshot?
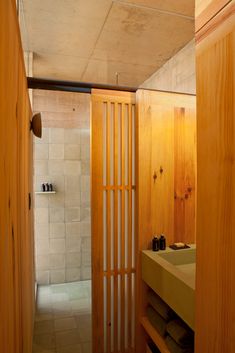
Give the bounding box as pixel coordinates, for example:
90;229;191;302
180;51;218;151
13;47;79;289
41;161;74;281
33;90;91;285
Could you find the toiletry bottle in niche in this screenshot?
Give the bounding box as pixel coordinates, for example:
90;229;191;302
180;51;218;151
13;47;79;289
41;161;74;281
41;183;46;192
49;183;53;192
152;236;159;252
45;183;49;192
159;234;166;250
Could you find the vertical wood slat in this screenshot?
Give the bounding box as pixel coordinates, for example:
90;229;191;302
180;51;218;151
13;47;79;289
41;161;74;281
121;103;126;352
106;102;111;353
91;101;104;353
92;90;136;353
128;104;133;350
114;103;119;352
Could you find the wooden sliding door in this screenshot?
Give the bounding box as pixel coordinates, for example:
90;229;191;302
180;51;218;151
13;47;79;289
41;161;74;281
91;89;136;353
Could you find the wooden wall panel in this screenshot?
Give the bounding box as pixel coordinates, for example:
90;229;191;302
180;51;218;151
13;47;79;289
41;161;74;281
195;0;231;32
195;2;235;353
0;1;34;353
135;89;196;353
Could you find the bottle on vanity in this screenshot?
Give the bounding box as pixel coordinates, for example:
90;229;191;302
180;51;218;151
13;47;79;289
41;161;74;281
152;236;159;252
159;234;166;250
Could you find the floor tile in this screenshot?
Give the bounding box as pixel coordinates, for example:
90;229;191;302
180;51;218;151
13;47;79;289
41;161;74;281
54;317;77;332
33;333;56;350
57;344;82;353
55;329;81;347
34;320;54;335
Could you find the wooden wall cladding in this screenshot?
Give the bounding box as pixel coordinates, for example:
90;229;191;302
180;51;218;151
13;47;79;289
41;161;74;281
195;0;231;32
91;89;136;353
135;89;196;353
195;2;235;353
0;1;34;353
136;89;196;248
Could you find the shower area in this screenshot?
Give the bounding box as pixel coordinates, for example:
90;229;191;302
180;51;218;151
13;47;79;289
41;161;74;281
33;89;92;353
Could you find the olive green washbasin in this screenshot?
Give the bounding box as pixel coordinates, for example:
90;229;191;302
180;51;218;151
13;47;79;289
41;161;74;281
142;246;196;330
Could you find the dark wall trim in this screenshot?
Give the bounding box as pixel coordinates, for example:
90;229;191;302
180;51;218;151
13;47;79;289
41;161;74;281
27;77;137;93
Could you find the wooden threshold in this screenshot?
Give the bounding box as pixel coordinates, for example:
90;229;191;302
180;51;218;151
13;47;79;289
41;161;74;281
141;317;170;353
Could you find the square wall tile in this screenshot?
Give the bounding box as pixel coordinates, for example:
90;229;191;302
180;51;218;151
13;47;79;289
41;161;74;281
48;192;65;208
81;251;91;267
81;237;91;252
66;268;81;282
50;208;65;223
35;144;49;160
36;238;50;255
34;160;48;176
81;161;90;175
80;223;91;237
35;208;49;224
80;129;90;145
35;223;49;238
49;254;65;270
50;223;65;239
64;144;81;160
65;193;81;207
65;175;80;194
81;145;90;160
81;267;91;281
64;161;81;176
66;236;81;253
66;223;80;236
80;208;90;222
50;270;65;284
49;128;64;143
50;239;65;254
81;191;90;208
64;129;80;144
35;194;49;208
36;255;50;271
66;252;81;268
48;160;64;175
65;208;80;222
36;271;50;285
81;176;90;192
49;144;64;160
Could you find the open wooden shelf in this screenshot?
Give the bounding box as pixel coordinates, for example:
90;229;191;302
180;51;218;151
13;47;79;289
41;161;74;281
141;317;170;353
35;191;56;194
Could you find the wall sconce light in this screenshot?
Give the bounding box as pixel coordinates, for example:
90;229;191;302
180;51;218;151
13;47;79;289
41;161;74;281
30;112;42;138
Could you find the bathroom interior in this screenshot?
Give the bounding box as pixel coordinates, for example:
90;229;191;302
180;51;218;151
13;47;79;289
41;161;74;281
1;1;234;353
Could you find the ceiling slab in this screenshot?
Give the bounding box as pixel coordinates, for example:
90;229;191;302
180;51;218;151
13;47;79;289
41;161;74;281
20;0;195;86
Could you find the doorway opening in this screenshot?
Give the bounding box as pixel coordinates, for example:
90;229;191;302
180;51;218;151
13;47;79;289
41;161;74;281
33;89;92;353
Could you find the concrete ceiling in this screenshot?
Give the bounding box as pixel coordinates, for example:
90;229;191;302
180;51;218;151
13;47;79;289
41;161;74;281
19;0;195;87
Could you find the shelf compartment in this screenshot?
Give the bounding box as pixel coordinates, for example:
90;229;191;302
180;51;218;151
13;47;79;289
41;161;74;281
141;316;170;353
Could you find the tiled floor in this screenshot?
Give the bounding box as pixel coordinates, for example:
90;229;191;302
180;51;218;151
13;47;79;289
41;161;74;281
33;281;92;353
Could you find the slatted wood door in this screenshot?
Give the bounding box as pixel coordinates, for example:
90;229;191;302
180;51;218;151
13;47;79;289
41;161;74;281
91;89;136;353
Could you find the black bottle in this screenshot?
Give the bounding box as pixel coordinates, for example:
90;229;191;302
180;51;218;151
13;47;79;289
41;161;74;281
49;183;53;192
152;236;159;252
159;234;166;250
45;183;49;192
41;183;46;192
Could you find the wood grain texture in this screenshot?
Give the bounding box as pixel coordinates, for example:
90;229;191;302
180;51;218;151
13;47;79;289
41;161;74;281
195;3;235;352
141;317;170;353
135;89;196;353
195;0;231;31
0;1;34;353
91;89;136;353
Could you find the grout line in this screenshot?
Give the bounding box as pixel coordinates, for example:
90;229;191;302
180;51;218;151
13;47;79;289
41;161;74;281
80;2;114;81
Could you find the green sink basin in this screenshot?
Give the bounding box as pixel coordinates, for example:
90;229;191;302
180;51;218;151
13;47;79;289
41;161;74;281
142;246;196;330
